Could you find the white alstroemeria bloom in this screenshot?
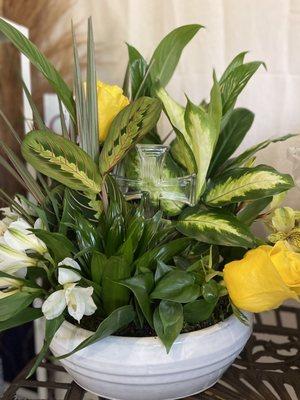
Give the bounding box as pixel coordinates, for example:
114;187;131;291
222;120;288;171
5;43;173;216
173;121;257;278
42;258;97;323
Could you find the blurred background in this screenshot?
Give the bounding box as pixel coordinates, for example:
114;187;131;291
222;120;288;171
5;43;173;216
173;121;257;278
0;0;299;395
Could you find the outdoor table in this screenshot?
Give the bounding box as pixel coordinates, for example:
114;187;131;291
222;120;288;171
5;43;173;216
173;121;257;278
2;305;299;400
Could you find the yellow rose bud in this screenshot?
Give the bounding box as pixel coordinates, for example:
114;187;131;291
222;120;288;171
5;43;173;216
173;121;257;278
223;246;297;313
97;81;130;142
270;240;300;290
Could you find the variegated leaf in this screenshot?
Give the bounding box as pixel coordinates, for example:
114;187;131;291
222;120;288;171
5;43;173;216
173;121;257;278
22;130;102;194
204;165;294;206
99;97;161;174
184;75;222;200
177;208;254;248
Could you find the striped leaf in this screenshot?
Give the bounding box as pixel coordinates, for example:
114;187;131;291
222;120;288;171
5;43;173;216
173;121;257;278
177;208;254;248
99;97;161;174
204;165;294;206
22;130;102;194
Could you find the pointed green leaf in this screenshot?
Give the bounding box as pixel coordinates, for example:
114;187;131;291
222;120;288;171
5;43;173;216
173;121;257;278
127;44;150;99
0;291;40;322
177;208;255;248
183;299;217;324
219;52;248;84
238;197;272;225
150;24;203;87
32;230;74;263
22;130;102;194
0;307;42;333
204;165;294;206
99;97;162;174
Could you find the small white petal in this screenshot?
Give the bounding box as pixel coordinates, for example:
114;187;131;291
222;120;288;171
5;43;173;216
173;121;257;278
4;219;46;254
65;285;96;323
42;290;66;320
34;218;45;229
58;258;81;285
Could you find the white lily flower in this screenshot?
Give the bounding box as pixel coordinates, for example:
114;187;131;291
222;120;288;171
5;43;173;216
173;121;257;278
42;258;97;322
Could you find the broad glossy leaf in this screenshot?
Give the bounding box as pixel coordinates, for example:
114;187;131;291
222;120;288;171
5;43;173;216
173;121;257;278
183;299;217;324
204;165;294;206
91;251;107;285
0;18;75;122
0;307;42;332
177;208;254;248
99;97;161;174
22;130;102;194
209;108;254;176
153;302;183;352
150;24;203;87
202;280;220;303
33;230;74;263
154;261;174;283
238;197;272;225
185;76;222;199
117;273;154;327
0;291;40;322
151;270;200;303
57;305;135;359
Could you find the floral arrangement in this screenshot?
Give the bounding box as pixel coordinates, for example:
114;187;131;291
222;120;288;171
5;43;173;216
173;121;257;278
0;18;298;376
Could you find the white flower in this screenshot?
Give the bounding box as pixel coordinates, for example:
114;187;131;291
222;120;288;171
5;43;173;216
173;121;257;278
42;258;97;323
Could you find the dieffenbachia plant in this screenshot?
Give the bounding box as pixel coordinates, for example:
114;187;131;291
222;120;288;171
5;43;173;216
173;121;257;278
0;17;297;378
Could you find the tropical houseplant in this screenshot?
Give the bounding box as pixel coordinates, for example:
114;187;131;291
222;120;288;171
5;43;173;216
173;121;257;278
0;18;299;399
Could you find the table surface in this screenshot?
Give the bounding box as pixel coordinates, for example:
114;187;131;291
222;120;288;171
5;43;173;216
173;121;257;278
2;305;300;400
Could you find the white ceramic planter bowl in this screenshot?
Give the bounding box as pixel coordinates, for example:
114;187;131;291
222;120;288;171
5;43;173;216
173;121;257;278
50;314;253;400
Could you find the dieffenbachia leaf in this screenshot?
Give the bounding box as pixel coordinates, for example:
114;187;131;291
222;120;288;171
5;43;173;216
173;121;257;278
204;165;294;206
150;24;203;87
22;130;102;194
99;97;162;174
184;75;222;199
177;208;255;248
208;108;254;176
0;18;75;122
238;197;272;225
219;52;248;84
221;134;298;172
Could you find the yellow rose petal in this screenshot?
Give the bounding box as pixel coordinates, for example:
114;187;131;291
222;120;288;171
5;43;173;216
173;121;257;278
270;240;300;288
224;246;297;313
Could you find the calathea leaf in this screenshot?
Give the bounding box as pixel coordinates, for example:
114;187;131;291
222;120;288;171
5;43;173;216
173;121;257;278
184;74;222;199
154;300;183;353
22;130;102;194
150;24;203;87
208;108;254;176
177;208;255;248
204;165;294;206
99;97;162;174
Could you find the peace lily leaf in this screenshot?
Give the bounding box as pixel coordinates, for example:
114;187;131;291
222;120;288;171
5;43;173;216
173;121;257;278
238;197;272;225
99;97;162;174
56;305;135;360
150;270;200;303
209;108;254;176
0;307;42;333
0;18;75;122
177;208;255;248
153;302;183;353
117;273;154;327
150;24;203;87
183;299;217;324
27;314;64;378
222;134;298;172
219;52;248;84
185;75;222;199
22;130;102;194
220;61;265;115
204;165;294;206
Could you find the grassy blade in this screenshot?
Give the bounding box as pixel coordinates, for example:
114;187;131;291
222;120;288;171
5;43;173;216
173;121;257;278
22;80;47;130
0;109;22;145
58;98;69;139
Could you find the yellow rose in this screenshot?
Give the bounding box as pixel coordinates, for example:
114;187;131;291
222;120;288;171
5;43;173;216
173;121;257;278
97;81;130;142
223;246;297;313
270;240;300;292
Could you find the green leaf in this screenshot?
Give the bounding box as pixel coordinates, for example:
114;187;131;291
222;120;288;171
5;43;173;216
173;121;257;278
183;299;217;324
153;302;183;353
22;80;47;131
154;261;174;283
204;165;294;206
150;24;203;87
117;273;154;327
209;108;254;176
32;230;74;263
222;134;298;172
177;208;255;248
22;130;102;194
0;291;40;322
0;307;42;332
238;197;272;225
219;52;248;84
0;18;75;122
151;270;200;303
220;61;265;115
202;280;220;303
91;251;107;285
56;305;135;359
99;97;161;174
27;314;64;378
126;44;150;99
185;75;222;199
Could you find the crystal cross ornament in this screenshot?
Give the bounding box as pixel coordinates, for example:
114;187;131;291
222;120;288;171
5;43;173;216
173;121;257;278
113;144;196;208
